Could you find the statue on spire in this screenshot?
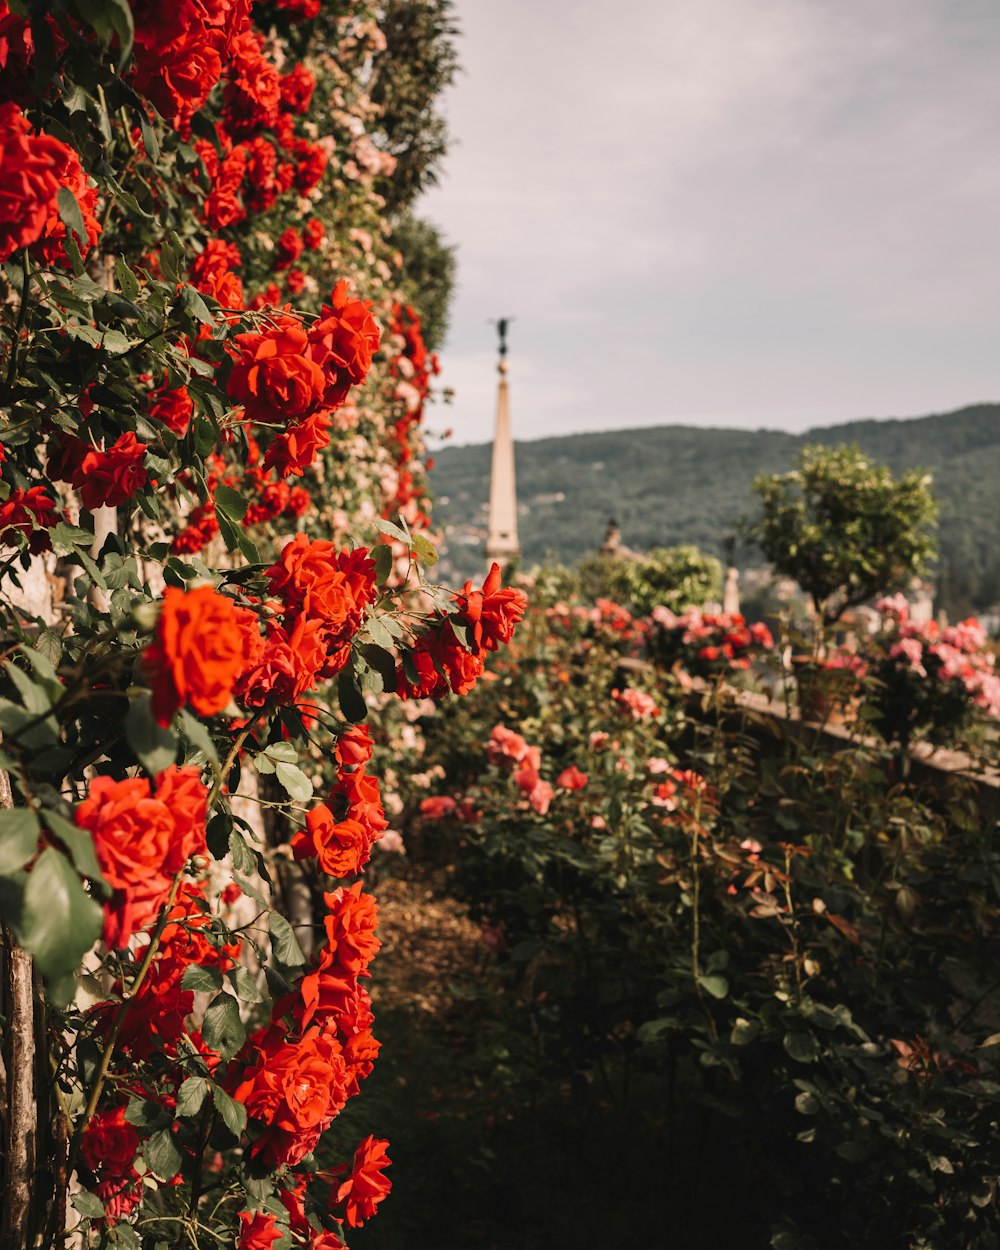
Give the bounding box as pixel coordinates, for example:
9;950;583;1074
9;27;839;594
485;318;520;570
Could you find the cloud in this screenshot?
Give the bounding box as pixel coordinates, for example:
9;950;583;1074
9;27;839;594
419;0;1000;443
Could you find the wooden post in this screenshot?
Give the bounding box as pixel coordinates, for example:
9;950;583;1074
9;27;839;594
0;766;37;1250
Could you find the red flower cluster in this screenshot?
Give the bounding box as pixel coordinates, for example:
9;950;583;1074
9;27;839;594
131;0;251;129
0;101;99;264
75;765;208;948
398;563;527;701
0;485;61;553
227;281;380;430
234;537;375;710
292;719;386;875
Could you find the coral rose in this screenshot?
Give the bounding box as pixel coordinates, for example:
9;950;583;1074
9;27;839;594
333;1135;392;1228
307;280;381;409
291;806;368;878
144;585;262;725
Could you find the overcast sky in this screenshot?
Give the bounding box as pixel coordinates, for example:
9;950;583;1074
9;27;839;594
417;0;1000;446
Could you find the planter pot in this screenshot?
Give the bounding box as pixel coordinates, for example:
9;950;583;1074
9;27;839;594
792;656;859;725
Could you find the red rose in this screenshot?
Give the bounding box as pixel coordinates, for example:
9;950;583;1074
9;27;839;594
556;765;588;791
302;219;326;250
232;1025;349;1167
76;776;174;947
237;1211;283;1250
80;1104;140;1180
292;805;368;878
228;315;327;424
77;432;148;510
280;63;315;114
335;724;373;769
331;768;388;840
275;227;303;270
143;585;262;726
149;384;193;436
154;765;208;873
204;146;247;230
291;138;328;191
295;958;373;1034
0;485;61;554
307;280;381;408
266;534;363;629
455;562;527;656
419;795;457;820
261;411;331;478
332;1136;392;1228
31;141;101;267
234;615;327;709
134;29;224;127
0;102;73;262
321;882;381;975
224;29;281;136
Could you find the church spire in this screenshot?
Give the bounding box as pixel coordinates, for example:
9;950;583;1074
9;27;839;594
485;318;520;570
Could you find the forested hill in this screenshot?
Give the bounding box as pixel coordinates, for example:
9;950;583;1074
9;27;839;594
428;402;1000;612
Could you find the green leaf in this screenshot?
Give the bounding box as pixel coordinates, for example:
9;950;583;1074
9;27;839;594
228;964;265;1004
125;695;177;776
783;1032;819;1064
114;256;140;299
175;1076;210;1119
43;810;103;884
411;532;438;567
57;186;88;251
274;761;313;802
206;812;232;860
372;543;393;584
268;912;307;967
18;848;102;985
214;483;248;523
698;973;729;1000
180;964;223;994
364;615;396;651
202;993;245;1061
178;710;220;768
71;1190;106;1219
373;518;408;544
144;1127;182;1181
228;827;256;876
211;1083;247;1139
179;284;214;326
0;808;40;875
6;661;53;714
338;669;368;725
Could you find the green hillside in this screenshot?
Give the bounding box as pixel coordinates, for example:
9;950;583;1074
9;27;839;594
429;403;1000;614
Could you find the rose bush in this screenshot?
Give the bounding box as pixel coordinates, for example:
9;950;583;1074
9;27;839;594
400;569;1000;1249
0;3;510;1248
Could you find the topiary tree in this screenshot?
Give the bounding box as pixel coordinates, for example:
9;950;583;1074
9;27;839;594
750;445;937;633
579;544;721;616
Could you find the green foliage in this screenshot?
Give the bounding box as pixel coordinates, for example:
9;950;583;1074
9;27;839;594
370;0;460;211
392;211;456;351
399;582;1000;1249
430;404;1000;618
580;544;722;615
751;444;937;626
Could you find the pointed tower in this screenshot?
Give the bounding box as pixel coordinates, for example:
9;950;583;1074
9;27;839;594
485;318;520;569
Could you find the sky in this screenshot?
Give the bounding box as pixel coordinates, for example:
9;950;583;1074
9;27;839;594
417;0;1000;446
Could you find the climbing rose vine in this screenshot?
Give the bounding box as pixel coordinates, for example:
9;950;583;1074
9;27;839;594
0;2;516;1246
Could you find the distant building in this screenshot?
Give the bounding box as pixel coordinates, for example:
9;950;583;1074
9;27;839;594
485;322;520;570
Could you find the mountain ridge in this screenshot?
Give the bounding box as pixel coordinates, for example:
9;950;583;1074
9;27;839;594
428;402;1000;614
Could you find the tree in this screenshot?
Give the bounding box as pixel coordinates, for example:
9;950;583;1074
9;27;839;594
750;445;937;631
